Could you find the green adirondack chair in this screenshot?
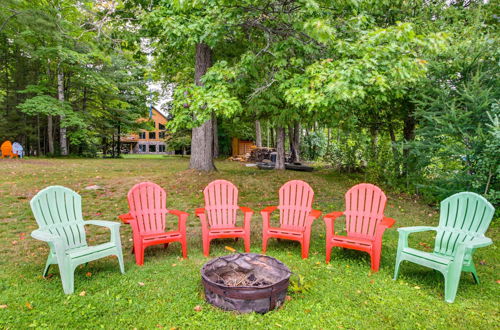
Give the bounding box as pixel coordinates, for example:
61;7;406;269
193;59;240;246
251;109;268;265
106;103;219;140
30;186;125;294
393;192;495;303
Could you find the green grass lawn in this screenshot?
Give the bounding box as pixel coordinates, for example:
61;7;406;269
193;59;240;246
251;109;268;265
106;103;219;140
0;157;498;329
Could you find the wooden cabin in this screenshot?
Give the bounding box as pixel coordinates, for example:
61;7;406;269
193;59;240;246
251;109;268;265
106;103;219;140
120;107;172;154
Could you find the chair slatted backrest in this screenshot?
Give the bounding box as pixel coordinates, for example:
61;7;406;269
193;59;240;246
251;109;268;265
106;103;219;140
435;192;495;256
30;186;86;250
278;180;314;230
203;180;239;228
344;183;387;239
127;182;167;234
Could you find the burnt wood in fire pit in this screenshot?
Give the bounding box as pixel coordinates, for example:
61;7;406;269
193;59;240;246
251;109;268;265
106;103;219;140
201;253;291;313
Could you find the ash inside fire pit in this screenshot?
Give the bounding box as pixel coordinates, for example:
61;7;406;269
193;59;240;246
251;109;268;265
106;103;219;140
201;253;291;313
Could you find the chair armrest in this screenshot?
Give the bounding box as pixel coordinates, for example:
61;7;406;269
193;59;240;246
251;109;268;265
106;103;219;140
308;209;322;219
31;229;61;242
168;209;189;217
195;208;205;216
239;206;254;214
84;220;121;244
397;226;436;234
118;213;134;224
260;206;277;214
323;211;343;236
168;209;188;233
261;206;277;230
380;217;396;228
460;237;493;250
396;226;437;250
84;220;121;229
324;211;344;220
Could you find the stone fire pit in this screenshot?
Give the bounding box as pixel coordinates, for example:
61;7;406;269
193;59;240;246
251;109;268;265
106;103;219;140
201;253;291;313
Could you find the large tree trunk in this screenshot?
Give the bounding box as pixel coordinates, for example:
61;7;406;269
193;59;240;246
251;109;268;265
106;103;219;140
255;120;262;147
58;67;68;155
275;127;285;170
190;43;216;171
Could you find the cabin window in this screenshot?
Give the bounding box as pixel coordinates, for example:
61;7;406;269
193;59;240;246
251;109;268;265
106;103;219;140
138;144;146;152
138;132;146;139
158;123;165;130
159;131;165;139
149;145;156;152
149;132;156;139
159;145;165;152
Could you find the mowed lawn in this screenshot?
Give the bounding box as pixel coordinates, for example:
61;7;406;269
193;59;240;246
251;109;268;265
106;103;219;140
0;157;498;329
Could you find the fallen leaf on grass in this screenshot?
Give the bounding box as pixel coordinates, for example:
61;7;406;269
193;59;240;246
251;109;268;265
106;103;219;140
194;305;202;312
79;291;86;296
25;302;33;310
414;286;420;290
138;282;145;286
85;272;92;277
225;246;236;252
0;305;7;309
285;295;292;301
496;280;500;284
172;264;177;267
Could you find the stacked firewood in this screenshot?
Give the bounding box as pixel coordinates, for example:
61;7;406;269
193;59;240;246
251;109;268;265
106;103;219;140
248;147;276;162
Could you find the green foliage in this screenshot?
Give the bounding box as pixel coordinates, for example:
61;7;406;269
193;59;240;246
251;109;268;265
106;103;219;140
289;275;312;294
412;30;499;207
302;130;327;160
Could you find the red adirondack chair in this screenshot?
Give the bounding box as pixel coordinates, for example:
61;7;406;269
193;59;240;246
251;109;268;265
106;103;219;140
195;180;253;256
119;182;188;265
261;180;321;259
324;183;395;271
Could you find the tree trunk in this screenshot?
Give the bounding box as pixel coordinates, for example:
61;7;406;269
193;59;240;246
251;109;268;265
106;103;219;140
255;120;262;147
117;124;121;157
270;126;275;148
47;115;54;154
402;100;416;176
190;43;216;171
291;121;300;162
58;67;68;155
370;126;379;163
212;111;219;158
275;127;285;170
37;115;41;156
111;133;115;158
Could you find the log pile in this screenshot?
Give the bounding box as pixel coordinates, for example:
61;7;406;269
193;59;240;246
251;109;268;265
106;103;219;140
248;147;275;162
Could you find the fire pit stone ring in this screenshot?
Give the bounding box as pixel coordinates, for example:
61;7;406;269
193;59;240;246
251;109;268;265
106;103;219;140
201;253;292;314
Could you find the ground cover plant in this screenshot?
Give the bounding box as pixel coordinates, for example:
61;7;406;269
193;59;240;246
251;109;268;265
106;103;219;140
0;157;498;329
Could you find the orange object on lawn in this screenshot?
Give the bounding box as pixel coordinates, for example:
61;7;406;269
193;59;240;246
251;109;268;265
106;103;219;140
1;140;14;158
195;180;253;256
261;180;321;259
324;183;395;272
119;182;188;265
